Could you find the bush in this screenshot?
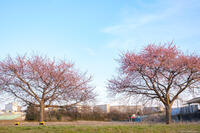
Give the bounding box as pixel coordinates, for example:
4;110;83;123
25;104;39;121
25;106;140;122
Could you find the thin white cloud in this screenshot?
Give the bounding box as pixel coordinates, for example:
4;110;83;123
84;48;95;56
102;4;178;35
107;39;137;49
102;0;200;49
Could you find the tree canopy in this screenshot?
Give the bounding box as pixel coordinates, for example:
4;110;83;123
107;43;200;124
0;55;95;121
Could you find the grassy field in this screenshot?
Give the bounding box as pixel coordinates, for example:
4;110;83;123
0;123;200;133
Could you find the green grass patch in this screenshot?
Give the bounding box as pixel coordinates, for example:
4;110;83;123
0;114;21;120
0;124;200;133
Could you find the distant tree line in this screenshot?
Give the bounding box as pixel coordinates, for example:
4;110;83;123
25;104;143;121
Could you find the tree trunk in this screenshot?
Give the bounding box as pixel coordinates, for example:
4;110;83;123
40;103;45;122
165;105;172;124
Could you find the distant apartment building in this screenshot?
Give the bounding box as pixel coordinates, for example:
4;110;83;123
110;105;143;113
5;102;21;112
73;104;93;113
93;104;110;113
93;104;145;114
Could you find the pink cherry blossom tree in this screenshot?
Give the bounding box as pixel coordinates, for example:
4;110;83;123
0;54;95;122
107;42;200;124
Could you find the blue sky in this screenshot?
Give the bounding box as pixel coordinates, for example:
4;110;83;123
0;0;200;106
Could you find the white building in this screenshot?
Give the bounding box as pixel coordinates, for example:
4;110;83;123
171;97;200;116
0;110;4;114
94;104;110;113
5;102;19;112
110;105;143;113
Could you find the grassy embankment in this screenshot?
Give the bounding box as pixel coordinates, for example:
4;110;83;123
0;123;200;133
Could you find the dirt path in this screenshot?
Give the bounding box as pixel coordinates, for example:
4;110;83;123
0;120;135;126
